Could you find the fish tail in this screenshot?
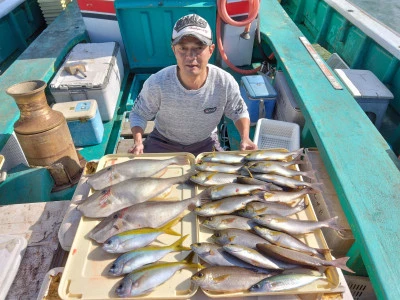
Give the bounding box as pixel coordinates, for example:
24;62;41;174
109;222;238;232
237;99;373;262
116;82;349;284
305;182;323;192
182;251;204;269
290;148;304;160
173;155;190;165
161;216;182;236
295;198;308;211
171;234;191;251
300;169;317;180
331;256;355;273
324;216;346;232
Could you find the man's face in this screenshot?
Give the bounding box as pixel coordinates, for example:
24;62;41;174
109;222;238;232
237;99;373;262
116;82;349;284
172;36;215;77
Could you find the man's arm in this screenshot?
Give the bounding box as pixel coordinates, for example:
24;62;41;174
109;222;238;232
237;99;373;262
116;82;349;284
234;117;258;151
128;126;145;154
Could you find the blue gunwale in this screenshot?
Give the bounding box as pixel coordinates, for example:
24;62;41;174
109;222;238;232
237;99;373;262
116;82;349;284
258;0;400;299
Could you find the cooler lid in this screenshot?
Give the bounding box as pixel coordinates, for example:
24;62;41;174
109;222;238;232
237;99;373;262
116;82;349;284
335;69;394;100
50;42;118;90
52;100;98;121
242;75;277;99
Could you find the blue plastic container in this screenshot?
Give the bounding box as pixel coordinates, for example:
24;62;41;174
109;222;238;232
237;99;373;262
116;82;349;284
241;75;277;125
52;100;104;147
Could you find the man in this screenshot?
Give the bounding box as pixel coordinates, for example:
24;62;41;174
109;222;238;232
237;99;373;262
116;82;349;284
129;13;257;156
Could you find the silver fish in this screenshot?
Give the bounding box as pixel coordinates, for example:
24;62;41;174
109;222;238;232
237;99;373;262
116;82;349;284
245;159;304;168
212;228;270;249
88;194;204;243
200;152;245;164
256;243;355;273
78;172;192;218
102;217;181;253
108;235;190;276
252;214;344;235
245;148;304;162
253;226;329;257
249;273;325;292
190;242;274;274
236;198;307;218
116;253;200;297
190;171;244;186
195;162;244;174
201;215;256;231
261;188;317;203
193;193;265;217
247;162;315;179
206;183;271;200
191;266;272;293
235;177;283;191
87;156;189;190
222;244;286;270
252;173;320;189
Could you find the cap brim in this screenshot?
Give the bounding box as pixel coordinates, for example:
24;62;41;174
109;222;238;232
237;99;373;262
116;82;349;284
172;33;212;46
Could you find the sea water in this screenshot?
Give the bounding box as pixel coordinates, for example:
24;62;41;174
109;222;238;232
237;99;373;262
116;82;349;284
350;0;400;34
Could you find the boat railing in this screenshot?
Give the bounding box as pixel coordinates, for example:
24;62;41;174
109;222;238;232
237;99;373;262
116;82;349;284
259;0;400;299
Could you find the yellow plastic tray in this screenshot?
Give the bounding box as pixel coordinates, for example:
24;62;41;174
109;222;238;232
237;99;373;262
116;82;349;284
58;153;199;300
195;151;340;298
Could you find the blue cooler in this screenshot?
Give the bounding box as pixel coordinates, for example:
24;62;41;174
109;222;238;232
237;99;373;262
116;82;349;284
52;100;104;146
241;75;277;125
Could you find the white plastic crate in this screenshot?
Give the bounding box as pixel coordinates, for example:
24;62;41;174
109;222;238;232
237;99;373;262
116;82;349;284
0;132;29;171
345;275;376;300
253;118;300;151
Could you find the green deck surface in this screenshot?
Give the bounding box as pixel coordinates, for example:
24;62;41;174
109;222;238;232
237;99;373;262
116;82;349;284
258;0;400;298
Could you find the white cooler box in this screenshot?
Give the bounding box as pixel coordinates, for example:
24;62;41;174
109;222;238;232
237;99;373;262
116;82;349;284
50;42;124;121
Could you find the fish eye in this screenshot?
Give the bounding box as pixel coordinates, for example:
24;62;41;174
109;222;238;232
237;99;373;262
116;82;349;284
207;217;213;221
105;240;112;245
107;167;112;171
214;232;221;237
113;214;118;219
197;272;204;278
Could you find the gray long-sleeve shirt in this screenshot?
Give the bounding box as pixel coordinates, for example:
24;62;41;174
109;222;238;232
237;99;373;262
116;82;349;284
129;64;249;145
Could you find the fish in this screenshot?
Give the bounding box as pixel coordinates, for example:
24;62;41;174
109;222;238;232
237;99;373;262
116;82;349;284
253;226;330;257
86;156;189;190
252;173;321;190
191;266;273;293
261;188;317;203
193;193;265;217
236;198;307;218
195;161;244;174
244;148;304;162
222;244;289;270
88;193;206;243
256;243;355;273
252;214;344;235
108;235;191;276
205;183;271;200
201;215;257;231
247;162;316;179
211;228;269;249
245;159;305;168
190;171;244;186
234;176;283;191
115;252;201;297
190;242;275;274
200;152;245;164
249;272;325;292
102;217;181;254
77;172;193;218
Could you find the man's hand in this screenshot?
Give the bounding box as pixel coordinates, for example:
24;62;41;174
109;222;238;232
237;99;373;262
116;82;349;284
128;142;144;155
240;137;258;151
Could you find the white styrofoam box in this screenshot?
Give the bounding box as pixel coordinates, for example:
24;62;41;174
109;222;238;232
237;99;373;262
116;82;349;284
221;16;258;68
253;118;300;151
0;132;29;171
273;71;305;128
334;69;393;129
50;42;124;121
0;235;27;300
300;148;355;258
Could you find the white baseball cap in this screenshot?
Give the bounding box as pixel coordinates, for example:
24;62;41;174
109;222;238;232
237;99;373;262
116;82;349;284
171;14;213;46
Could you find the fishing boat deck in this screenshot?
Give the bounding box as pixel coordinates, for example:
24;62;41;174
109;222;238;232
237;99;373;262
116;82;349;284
0;0;399;299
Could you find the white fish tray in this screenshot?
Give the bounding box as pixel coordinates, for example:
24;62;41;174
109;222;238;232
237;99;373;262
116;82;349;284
195;151;340;298
58;153;199;300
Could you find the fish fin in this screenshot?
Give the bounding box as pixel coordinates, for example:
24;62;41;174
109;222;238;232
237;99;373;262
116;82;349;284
160;216;182;236
331;256;355;273
324;216;346;232
221;217;237;225
213;274;231;283
174;155;190;165
171;234;191;251
290;148;304;160
182;251;196;264
315;248;331;255
153;168;168;178
205;172;218;181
